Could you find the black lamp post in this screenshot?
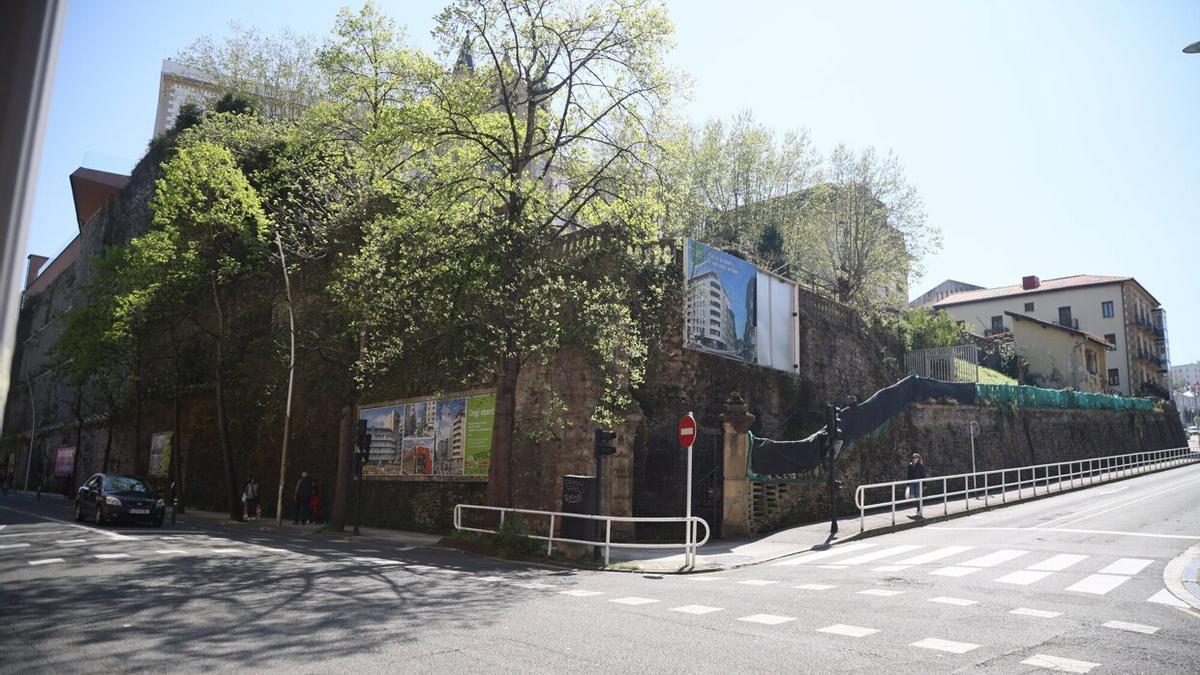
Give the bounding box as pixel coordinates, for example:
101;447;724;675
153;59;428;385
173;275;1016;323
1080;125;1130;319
354;419;371;536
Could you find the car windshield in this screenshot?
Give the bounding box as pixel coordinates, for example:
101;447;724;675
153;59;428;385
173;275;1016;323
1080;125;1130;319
103;477;152;495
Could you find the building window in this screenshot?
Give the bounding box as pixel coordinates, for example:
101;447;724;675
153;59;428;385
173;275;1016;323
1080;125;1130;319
1108;369;1120;386
1101;301;1114;318
991;316;1004;333
1024;302;1034;312
1104;333;1116;345
1058;306;1073;328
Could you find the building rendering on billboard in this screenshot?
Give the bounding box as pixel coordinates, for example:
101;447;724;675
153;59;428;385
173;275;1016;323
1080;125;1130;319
358;391;495;477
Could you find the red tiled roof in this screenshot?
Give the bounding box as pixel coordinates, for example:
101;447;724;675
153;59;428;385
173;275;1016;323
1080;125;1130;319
933;274;1130;307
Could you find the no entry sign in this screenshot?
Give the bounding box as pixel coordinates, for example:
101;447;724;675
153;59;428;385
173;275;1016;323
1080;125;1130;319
678;413;697;448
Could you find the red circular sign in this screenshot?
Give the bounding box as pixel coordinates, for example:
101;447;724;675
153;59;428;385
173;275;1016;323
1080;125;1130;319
678;413;697;448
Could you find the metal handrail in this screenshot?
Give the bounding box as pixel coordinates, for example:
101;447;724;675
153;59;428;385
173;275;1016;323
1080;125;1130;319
854;446;1198;533
453;504;711;567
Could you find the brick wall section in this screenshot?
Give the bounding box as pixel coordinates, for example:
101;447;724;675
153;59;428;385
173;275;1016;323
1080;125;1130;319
355;477;488;532
752;404;1186;532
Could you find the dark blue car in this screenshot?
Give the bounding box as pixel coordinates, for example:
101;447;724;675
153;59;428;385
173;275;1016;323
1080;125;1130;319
75;473;165;527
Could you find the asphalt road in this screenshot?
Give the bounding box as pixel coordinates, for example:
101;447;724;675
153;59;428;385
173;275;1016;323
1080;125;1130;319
2;461;1199;674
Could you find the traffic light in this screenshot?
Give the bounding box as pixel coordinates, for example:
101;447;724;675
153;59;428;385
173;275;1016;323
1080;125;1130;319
356;419;372;457
594;429;617;457
825;404;843;443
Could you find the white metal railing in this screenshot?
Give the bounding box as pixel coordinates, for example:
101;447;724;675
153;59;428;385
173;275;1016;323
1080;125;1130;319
453;504;711;568
854;446;1199;533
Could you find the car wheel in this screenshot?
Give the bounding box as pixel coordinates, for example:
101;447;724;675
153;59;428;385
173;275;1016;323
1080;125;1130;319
74;502;84;522
95;505;104;526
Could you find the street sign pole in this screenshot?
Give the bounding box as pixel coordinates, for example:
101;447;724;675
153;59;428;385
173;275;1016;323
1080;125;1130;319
678;412;697;568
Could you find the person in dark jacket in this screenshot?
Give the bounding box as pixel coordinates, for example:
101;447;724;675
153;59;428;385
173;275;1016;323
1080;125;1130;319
294;472;313;524
907;453;926;518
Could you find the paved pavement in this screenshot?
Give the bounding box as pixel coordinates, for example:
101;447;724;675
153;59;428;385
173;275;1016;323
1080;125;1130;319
2;462;1198;673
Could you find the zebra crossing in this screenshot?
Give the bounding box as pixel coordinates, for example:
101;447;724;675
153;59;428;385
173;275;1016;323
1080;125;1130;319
771;542;1172;600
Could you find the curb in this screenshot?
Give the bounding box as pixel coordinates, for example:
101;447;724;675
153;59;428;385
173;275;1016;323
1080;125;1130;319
1163;543;1200;611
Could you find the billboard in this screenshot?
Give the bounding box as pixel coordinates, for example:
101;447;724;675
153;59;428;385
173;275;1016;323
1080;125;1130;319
683;239;797;373
359;390;494;477
52;446;75;477
148;432;172;478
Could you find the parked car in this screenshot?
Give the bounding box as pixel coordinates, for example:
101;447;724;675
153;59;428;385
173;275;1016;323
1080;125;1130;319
1187;425;1198;436
75;473;165;527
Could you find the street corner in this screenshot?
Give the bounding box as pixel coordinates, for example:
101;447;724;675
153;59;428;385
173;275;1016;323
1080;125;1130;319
1162;542;1200;612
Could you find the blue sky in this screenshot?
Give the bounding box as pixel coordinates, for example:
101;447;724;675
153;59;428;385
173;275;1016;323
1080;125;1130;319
29;0;1200;363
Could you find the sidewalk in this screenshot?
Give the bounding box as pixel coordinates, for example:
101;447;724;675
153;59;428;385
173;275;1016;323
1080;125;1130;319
174;507;443;549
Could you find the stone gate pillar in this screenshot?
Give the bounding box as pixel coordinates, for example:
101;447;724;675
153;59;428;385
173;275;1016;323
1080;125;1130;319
720;392;757;538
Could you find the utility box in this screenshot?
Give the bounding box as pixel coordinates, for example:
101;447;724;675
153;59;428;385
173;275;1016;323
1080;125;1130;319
561;474;596;541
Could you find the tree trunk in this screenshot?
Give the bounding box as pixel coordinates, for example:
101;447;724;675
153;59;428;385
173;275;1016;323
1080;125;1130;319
274;229;296;526
211;276;240;522
329;398;356;531
486;354;522;508
168;324;185;514
102;410;113;475
134;338;143;475
72;386;85;493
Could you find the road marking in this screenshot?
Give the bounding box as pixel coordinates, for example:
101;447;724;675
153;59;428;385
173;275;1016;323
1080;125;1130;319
477;576;508;582
794;584;836;590
95;553;131;560
819;565;847;570
609;597;659;606
210;548;242;554
773;542;877;566
0;543;31;550
1021;654;1101;673
0;525;5;531
685;576;726;581
54;539;88;546
737;614;795;625
1010;608;1061;618
156;549;187;554
857;589;904;597
670;605;723;615
407;565;438;571
1147;589;1189;608
959;549;1029;568
1066;574;1130;595
1095;486;1129;495
348;557;404;565
28;558;64;566
817;624;878;637
559;590;603;597
1102;620;1158;635
1028;554;1088;572
1048;474;1200;528
836;544;923;566
893;546;974;566
929;596;978;606
910;638;980;654
871;565;912;572
1098;558;1153;576
737;580;778;586
930;566;977;578
927;526;1200;541
995;570;1054;586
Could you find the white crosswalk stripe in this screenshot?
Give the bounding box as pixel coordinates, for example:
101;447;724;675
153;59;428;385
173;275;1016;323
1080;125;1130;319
1021;654;1101;673
995;570;1054;585
1147;589;1189;608
793;584;836;590
959;549;1029;568
835;545;922;566
0;543;31;550
559;590;603;597
1010;608;1061;618
670;605;723;615
95;553;131;560
1027;554;1088;571
156;549;187;555
857;589;904;597
1102;620;1158;635
609;597;658;606
910;638;980;654
929;596;977;606
870;565;911;572
929;566;976;578
28;558;64;566
817;624;878;637
772;542;876;566
893;546;974;566
1098;558;1153;575
737;614;795;625
1066;574;1130;595
737;579;778;586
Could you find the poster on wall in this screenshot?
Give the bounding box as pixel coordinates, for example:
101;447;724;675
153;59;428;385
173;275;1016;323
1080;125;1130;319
358;390;493;477
148;432;172;478
52;446;75;477
684;239;758;363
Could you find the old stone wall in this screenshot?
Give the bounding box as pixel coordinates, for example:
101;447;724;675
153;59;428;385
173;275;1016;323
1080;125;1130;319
357;476;488;532
751;403;1186;532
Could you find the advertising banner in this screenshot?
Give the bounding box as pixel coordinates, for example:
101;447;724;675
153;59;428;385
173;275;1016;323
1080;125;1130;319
148;432;172;478
52;446;75;477
684;239;758;363
359;390;493;477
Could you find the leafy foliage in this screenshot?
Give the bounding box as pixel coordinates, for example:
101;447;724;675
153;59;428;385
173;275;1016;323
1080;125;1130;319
904;308;963;351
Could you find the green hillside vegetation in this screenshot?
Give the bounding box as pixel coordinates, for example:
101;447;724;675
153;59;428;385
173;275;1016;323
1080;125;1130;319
955;358;1017;385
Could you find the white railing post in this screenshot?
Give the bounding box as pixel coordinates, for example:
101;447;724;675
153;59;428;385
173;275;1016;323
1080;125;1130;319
984;472;989;506
547;514;555;556
943;477;948;515
605;519;612;566
891;484;896;525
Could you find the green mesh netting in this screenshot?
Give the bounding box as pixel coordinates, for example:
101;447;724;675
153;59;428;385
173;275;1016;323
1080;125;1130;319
975;384;1154;411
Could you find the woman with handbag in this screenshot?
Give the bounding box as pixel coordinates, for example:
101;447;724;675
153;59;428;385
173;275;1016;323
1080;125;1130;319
906;453;926;519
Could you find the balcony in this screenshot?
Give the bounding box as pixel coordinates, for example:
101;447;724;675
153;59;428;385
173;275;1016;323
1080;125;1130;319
1057;318;1079;330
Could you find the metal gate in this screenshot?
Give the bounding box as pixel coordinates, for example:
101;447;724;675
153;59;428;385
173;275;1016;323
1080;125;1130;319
690;426;723;539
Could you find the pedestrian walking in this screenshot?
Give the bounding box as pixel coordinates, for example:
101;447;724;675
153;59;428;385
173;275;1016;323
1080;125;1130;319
242;477;260;521
294;472;313;525
906;452;926;519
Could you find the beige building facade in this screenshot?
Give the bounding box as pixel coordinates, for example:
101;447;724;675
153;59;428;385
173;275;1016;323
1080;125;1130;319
934;275;1169;397
1006;312;1110;392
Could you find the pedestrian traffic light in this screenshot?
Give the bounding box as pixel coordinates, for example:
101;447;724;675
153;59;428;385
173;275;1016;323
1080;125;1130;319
594;429;617;457
356;419;371;456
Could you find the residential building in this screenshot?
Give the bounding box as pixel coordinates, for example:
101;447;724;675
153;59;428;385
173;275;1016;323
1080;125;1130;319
933;274;1169;397
367;426;398;464
1004;312;1111;393
1172;389;1198;426
1170;362;1200;390
685;270;738;354
908;279;985;308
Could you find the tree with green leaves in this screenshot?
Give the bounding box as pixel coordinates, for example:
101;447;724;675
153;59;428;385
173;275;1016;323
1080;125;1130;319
150;141;271;521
